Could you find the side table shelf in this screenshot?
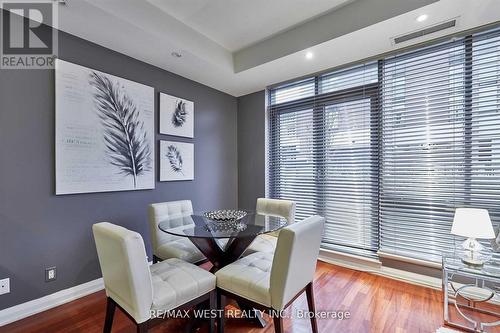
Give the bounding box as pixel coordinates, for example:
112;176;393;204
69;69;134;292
443;255;500;332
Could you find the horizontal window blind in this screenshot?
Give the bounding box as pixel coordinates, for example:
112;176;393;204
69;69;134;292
268;105;318;221
471;29;500;262
380;29;500;263
268;63;380;257
268;26;500;263
380;40;466;262
322;94;379;256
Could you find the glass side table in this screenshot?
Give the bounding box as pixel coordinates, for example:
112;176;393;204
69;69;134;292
443;254;500;332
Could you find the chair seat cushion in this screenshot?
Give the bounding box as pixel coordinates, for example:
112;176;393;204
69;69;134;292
243;234;277;255
266;230;281;238
151;258;215;311
215;252;273;307
156;238;205;263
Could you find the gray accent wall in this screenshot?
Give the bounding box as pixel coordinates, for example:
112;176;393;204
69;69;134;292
0;29;237;310
237;91;266;210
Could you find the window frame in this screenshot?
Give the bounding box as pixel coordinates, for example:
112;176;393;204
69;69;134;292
269;76;381;257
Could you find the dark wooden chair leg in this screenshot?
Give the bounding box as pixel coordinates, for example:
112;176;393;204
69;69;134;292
217;290;225;333
103;297;116;333
273;316;284;333
305;282;318;333
236;301;267;327
209;291;216;333
136;321;148;333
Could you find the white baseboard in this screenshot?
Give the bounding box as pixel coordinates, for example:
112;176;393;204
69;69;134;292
0;278;104;327
0;260;156;327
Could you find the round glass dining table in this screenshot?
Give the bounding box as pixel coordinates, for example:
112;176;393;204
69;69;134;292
158;212;287;328
158;212;287;271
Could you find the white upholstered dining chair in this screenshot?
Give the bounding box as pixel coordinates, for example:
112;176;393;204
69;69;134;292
93;222;216;333
215;215;325;333
148;200;205;264
244;198;296;255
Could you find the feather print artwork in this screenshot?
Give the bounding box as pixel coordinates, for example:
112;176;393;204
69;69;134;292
172;100;188;127
89;71;152;188
55;60;154;194
167;145;184;174
159;140;193;181
159;93;194;138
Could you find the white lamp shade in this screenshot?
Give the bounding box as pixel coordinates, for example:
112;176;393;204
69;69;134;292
451;208;495;239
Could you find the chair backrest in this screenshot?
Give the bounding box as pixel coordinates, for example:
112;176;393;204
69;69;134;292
148;200;193;253
93;222;153;324
256;198;296;224
269;215;324;310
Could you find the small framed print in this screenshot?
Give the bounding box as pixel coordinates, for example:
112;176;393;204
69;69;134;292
160;140;194;181
159;93;194;138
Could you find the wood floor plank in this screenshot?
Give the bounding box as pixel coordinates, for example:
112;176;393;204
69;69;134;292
1;261;499;333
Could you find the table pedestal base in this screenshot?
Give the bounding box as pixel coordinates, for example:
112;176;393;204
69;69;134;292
188;235;257;271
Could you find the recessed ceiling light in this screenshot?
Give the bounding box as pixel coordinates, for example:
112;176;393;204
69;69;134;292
305;51;314;60
171;51;182;58
416;14;428;22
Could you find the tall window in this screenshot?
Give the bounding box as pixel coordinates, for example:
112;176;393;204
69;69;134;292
269;64;380;257
267;27;500;263
379;40;466;261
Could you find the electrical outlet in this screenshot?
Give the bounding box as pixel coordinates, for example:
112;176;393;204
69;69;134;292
45;267;57;282
0;278;10;295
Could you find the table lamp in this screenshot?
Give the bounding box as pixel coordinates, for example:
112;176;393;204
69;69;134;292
451;208;495;267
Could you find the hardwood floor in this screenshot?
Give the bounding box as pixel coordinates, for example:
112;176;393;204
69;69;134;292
1;261;498;333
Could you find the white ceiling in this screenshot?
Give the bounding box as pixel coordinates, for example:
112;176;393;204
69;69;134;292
146;0;352;51
54;0;500;97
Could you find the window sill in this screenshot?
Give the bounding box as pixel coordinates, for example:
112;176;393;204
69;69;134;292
377;251;442;269
319;247;382;270
319;247;442;290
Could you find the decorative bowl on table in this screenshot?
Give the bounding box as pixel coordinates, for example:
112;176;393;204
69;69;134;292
205;221;247;233
203;210;247;233
203;210;247;222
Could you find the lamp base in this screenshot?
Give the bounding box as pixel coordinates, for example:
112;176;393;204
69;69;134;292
460;256;487;268
457;238;491;267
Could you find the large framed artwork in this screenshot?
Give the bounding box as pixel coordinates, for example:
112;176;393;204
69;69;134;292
160;140;194;181
159;93;194;138
55;59;155;195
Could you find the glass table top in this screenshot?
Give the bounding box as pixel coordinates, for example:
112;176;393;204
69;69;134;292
158;212;287;239
443;253;500;280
